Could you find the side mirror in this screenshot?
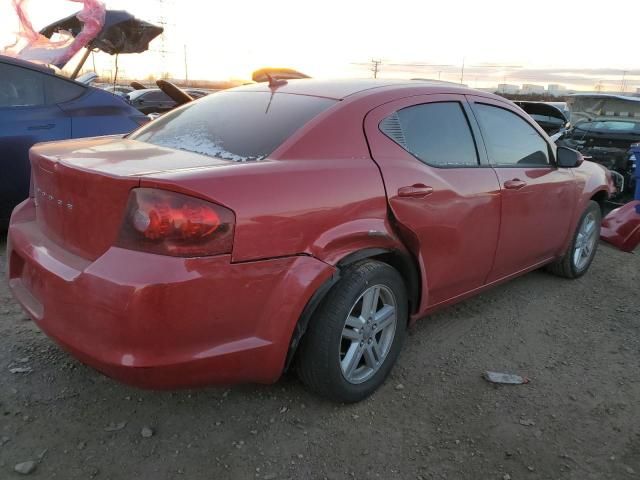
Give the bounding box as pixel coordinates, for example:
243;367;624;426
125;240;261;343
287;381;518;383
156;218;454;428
557;146;584;168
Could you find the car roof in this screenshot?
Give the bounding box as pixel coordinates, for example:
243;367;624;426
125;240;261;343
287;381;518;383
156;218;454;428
0;54;55;74
233;78;492;101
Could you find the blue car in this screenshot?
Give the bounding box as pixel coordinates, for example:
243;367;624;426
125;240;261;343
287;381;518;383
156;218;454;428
0;55;147;227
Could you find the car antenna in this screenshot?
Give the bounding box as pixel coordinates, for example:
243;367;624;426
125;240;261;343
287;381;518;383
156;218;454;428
265;72;287;88
264;73;286;114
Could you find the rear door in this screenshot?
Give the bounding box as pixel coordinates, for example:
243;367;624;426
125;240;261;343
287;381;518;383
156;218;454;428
467;96;576;281
0;61;71;214
364;94;502;309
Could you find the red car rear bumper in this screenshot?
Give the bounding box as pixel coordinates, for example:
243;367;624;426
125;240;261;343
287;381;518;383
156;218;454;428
600;201;640;253
7;200;336;389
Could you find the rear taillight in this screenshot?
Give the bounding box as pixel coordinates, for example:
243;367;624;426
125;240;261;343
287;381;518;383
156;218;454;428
116;188;235;257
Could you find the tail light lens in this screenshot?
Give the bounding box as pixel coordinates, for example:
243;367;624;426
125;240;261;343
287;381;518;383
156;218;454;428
116;188;235;257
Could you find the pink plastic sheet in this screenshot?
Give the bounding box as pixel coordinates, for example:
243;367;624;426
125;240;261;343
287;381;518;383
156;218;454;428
2;0;105;68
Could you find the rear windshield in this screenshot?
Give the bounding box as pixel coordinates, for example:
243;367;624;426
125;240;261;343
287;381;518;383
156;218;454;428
130;91;337;161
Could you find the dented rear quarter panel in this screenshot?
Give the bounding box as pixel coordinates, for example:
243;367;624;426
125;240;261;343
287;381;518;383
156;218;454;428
140;157;402;265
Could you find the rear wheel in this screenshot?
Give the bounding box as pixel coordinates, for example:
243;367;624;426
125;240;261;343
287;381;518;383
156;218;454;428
547;201;601;279
297;260;408;403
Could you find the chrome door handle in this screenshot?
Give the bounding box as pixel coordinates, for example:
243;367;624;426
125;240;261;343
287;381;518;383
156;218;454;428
504;179;527;190
397;185;434;198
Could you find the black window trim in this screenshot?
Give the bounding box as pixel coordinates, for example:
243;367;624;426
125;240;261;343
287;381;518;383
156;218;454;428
378;100;483;170
469;100;557;169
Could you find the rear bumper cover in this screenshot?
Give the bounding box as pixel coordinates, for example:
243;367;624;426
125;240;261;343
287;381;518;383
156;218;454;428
600;200;640;253
7;199;336;388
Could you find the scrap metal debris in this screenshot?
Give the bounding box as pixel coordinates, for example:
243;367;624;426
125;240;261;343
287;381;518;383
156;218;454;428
483;371;530;385
2;0;106;68
601;200;640;253
9;367;33;374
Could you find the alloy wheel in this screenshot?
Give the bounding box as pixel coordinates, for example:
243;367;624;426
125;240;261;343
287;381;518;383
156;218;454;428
339;285;397;384
573;211;598;271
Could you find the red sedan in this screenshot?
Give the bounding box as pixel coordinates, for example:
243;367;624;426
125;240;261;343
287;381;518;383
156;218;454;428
7;79;614;402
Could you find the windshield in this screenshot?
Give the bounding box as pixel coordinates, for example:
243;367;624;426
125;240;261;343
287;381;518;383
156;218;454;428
574;121;640;133
129;91;337;162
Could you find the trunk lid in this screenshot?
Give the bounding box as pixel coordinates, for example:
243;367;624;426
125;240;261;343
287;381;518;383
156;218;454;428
30;136;234;260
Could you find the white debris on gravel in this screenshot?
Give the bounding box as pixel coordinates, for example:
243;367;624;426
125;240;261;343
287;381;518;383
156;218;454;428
141;427;154;438
9;367;32;374
14;461;37;475
103;422;127;432
483;371;529;385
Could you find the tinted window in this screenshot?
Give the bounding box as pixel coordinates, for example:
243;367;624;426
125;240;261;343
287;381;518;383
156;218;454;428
380;102;479;167
144;91;172;102
130;91;337;161
44;76;85;104
475;104;550;166
0;62;45;107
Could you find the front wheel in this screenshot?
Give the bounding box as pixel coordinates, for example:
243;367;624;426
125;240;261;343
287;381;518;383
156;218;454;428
297;260;408;403
547;201;601;279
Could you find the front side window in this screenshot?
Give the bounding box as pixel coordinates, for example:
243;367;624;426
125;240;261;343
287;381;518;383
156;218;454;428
380;102;479;167
475;103;550;167
0;62;45;107
130;91;337;161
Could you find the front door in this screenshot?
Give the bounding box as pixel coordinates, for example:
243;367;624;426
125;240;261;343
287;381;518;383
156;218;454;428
467;96;576;282
364;94;502;310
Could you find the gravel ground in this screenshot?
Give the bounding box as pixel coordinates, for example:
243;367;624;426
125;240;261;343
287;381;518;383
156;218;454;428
0;237;639;480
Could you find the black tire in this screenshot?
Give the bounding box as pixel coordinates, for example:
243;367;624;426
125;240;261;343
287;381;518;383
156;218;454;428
297;260;408;403
546;201;601;279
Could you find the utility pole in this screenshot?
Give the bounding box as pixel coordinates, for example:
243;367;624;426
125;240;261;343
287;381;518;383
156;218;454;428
184;44;188;86
154;0;175;80
621;70;628;93
371;59;382;79
460;57;465;85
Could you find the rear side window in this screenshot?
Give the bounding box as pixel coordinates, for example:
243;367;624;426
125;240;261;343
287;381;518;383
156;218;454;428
44;76;85;104
474;104;550;167
380;102;479;167
130;91;337;161
0;62;45;107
